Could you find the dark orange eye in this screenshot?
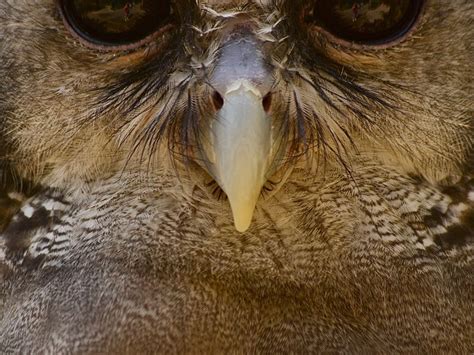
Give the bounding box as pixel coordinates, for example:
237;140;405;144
58;0;174;50
308;0;425;47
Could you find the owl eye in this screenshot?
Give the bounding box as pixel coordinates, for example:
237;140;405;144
308;0;425;47
58;0;174;50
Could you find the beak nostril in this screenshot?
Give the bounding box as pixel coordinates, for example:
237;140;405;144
212;91;224;111
262;92;272;113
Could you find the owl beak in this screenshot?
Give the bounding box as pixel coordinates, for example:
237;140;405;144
208;80;272;232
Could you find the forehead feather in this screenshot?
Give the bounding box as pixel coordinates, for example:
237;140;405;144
199;0;272;7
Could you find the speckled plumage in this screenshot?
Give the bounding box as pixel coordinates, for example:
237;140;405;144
0;0;473;353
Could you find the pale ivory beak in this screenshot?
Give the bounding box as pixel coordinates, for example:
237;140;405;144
210;80;272;232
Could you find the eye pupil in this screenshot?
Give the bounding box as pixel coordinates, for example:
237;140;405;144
60;0;172;48
311;0;423;45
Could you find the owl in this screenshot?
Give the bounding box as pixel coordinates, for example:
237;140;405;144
0;0;473;353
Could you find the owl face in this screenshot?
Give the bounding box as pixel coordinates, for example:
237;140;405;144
0;0;472;231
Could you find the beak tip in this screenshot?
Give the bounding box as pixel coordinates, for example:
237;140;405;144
234;219;252;233
228;196;257;233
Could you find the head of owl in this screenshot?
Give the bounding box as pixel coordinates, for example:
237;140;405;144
0;0;472;231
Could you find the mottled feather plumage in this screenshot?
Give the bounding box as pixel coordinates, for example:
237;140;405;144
0;0;473;353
